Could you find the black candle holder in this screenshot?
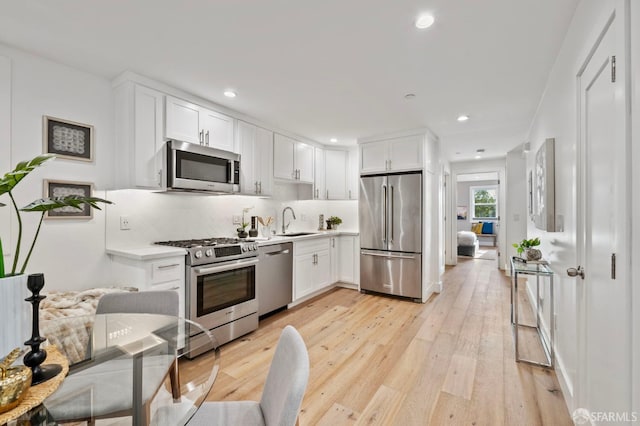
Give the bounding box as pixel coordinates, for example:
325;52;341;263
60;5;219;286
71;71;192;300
23;273;62;385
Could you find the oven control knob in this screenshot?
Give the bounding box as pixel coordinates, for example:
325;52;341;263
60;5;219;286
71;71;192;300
194;250;203;259
252;244;258;251
242;245;248;252
205;249;213;257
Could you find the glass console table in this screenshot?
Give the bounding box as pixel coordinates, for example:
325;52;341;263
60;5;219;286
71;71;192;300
510;257;554;368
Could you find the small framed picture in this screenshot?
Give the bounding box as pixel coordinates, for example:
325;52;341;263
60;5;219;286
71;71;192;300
457;206;468;220
44;180;94;220
43;116;94;162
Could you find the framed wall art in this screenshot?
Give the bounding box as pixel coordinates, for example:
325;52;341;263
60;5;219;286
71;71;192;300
44;180;94;219
43;116;94;162
457;206;468;220
533;138;555;232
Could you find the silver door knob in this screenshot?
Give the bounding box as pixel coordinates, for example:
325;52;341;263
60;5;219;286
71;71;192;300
567;266;585;279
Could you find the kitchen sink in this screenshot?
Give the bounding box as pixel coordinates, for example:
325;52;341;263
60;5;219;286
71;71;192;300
276;232;318;237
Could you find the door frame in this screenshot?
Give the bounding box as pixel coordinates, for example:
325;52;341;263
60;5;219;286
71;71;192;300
575;0;632;414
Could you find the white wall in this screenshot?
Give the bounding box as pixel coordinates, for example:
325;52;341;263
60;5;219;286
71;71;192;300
505;147;527;262
523;0;630;411
0;44;115;290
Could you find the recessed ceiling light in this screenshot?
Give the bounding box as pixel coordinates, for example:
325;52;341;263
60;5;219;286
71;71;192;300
404;93;416;99
330;138;338;143
415;14;435;29
457;115;470;122
224;90;237;98
475;155;482;159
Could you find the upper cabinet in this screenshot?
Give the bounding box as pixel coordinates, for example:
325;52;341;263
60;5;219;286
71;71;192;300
113;82;165;189
165;96;235;152
273;133;313;183
324;149;347;200
346;147;359;200
314;147;325;200
360;135;423;174
237;120;273;196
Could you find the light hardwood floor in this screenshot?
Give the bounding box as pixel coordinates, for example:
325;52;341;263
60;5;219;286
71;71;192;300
199;256;571;425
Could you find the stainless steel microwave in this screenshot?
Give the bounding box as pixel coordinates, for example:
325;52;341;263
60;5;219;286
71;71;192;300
166;140;240;193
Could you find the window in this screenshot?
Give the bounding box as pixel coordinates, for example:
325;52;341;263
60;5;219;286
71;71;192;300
470;186;498;220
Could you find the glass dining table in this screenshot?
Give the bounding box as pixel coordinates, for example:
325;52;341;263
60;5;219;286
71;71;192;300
10;313;220;426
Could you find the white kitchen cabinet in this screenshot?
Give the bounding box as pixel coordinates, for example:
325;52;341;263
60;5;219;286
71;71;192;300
360;135;423;174
237;120;273;196
273;133;313;183
165;96;235;152
347;148;359;200
338;235;359;285
324;150;347;200
109;254;186;320
293;238;331;300
113;82;165;189
329;236;338;283
314;147;325;200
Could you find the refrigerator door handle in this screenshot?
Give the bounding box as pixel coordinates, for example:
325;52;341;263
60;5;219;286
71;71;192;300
390;185;394;243
361;250;417;260
382;184;388;244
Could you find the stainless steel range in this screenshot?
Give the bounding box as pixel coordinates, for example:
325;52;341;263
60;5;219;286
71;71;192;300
155;237;259;357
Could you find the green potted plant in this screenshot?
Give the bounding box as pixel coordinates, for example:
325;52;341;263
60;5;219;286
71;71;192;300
0;154;111;355
326;216;342;230
512;237;542;261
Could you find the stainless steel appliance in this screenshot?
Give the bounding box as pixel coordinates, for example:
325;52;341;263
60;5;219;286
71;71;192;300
155;237;259;357
165;140;240;193
359;172;422;300
257;243;293;316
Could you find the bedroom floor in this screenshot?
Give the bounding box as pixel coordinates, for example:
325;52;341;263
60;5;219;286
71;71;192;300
459;245;497;261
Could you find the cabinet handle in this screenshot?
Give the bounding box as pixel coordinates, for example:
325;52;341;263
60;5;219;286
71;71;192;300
332;238;335;248
349;189;352;199
296;169;300;180
258;181;262;194
157;263;180;269
255;181;258;194
326;190;329;199
199;130;204;145
315;188;319;198
205;130;210;146
169;286;180;291
157;170;162;186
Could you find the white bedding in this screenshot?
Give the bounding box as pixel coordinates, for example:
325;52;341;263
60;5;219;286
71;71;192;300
457;230;478;246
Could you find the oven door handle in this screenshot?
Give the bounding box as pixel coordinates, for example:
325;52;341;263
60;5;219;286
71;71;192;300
193;258;259;275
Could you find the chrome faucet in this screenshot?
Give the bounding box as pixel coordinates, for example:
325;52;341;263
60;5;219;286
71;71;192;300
282;206;297;234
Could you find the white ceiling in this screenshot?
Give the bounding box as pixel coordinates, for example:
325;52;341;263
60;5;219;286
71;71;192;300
0;0;579;161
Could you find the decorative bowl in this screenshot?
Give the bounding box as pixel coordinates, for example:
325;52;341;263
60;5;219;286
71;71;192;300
0;366;32;414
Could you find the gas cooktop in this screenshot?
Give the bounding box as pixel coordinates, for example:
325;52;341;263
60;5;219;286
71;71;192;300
155;237;259;266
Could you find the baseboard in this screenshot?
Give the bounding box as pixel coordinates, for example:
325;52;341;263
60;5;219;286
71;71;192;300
336;282;358;290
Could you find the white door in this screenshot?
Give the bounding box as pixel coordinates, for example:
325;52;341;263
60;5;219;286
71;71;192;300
237;121;257;194
314;147;325;199
200;108;235;152
295;141;314;183
324;150;347;199
255;126;273;196
360;141;388;173
388;135;423;171
133;85;164;189
165;96;200;144
273;133;295;180
577;4;630;418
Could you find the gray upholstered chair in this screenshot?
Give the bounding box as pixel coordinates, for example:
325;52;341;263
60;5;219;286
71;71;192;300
96;290;179;316
187;325;309;426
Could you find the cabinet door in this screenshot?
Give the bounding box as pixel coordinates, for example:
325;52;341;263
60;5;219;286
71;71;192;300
273;133;295;180
338;236;356;284
294;253;316;300
255;126;274;196
314;147;325;199
360;141;388;173
324;150;347;199
330;237;338;283
295;141;314;183
200;107;235;152
165;96;200;144
134;85;164;189
388;135;423;171
237;121;257;194
314;249;332;289
347;147;359;200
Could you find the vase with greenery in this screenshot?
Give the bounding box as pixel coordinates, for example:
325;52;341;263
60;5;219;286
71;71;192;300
512;237;542;261
0;154;112;277
326;216;342;230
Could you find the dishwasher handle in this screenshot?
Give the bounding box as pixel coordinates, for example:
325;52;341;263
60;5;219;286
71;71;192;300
265;249;290;256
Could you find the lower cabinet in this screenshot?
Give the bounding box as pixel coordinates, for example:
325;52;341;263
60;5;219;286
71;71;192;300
337;235;359;285
108;254;186;321
293;238;331;300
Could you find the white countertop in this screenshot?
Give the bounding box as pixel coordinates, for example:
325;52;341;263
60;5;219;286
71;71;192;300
106;231;359;259
106;245;187;261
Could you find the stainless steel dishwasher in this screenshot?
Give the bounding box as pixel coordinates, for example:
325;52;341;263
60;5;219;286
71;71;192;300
257;242;293;317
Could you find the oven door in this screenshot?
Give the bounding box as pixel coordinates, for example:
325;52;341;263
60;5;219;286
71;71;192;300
188;257;258;334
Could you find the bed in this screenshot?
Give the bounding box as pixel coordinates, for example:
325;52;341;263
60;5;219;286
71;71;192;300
457;231;479;257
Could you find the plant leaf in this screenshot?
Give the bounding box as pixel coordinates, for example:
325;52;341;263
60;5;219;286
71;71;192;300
21;195;112;212
0;154;55;196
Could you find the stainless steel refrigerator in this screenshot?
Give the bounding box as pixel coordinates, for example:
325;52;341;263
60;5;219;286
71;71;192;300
359;172;422;299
